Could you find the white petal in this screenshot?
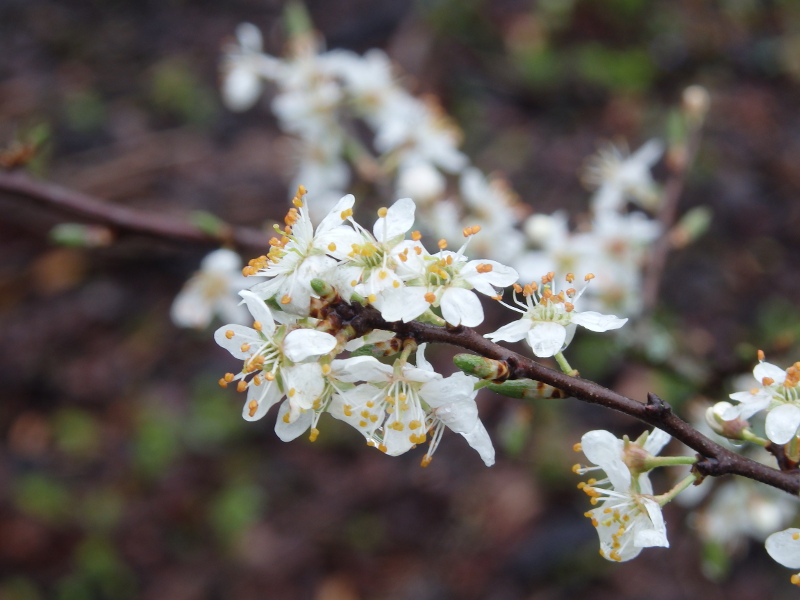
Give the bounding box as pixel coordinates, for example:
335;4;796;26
373;197;415;242
282;363;325;409
462;260;519;295
754;362;787;385
484;319;532;343
581;430;630;491
643;428;671;455
374;286;429;323
460;420;495;466
239;290;275;335
570;311;628;332
333;355;393;383
636;498;669;548
222;66;263;112
282;329;337;362
440;287;484;327
274;402;313;441
526;322;567;358
213;324;264;359
242;381;281;422
766;529;800;569
316;194;355;235
765;404;800;444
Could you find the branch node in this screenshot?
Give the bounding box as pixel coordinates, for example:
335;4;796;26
645;392;672;417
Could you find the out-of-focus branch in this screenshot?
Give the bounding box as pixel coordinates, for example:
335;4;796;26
0;170;271;252
323;298;800;496
642;89;708;312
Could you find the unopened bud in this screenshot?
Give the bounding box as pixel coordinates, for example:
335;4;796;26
705;401;749;439
453;354;510;381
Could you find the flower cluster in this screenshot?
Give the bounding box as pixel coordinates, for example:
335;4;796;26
211;189;537;465
221;18;669;320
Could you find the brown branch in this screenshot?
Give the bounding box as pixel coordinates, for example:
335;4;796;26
329;299;800;496
0;170;271;252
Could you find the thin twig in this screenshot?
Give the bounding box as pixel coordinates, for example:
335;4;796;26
0;170;271;252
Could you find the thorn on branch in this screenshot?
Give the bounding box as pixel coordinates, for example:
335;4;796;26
645;392;672;418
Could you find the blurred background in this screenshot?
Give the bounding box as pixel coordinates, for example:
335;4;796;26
2;0;800;598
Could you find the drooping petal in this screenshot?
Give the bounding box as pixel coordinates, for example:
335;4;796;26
634;498;669;549
766;529;800;569
282;329;337;362
440;287;483;327
765;404;800;444
460;420;495;466
526;321;567;357
570;310;628;332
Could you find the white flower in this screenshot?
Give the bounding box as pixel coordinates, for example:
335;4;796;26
582;139;663;213
485;273;627;357
724;358;800;444
577;429;671;562
171;249;251;329
249;191;359;316
766;528;800;586
221;23;281;112
213;291;336;440
329;345;494;465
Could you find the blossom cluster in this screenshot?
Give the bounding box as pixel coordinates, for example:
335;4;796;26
210;188;628;468
220;20;665;318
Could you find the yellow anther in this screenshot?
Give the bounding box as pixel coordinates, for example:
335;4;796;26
409;420;421;430
565;302;575;312
378;443;387;453
288;388;296;398
248;399;258;417
240;343;251;352
571;464;583;474
281;294;291;305
369;414;378;422
292;196;303;208
296;184;307;196
566;273;575;283
253;375;262;386
253;321;263;331
367;294;377;303
309;428;319;442
328;243;337;252
264;371;275;381
411;231;422;241
225;330;235;339
424;292;436;303
584;273;596;281
420;455;432;467
793;532;800;540
237;380;248;393
340;208;353;219
437;239;447;249
359;420;367;428
757;349;765;361
476;263;493;273
378;270;388;280
283;412;291;424
218;378;228;388
377;207;388;218
351;280;358;287
392;280;400;288
573;442;582;452
762;377;775;386
414;246;422;255
361;410;370;418
343;405;353;417
513;283;523;294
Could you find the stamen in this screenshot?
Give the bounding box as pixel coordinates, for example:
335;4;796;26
377;207;388;218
